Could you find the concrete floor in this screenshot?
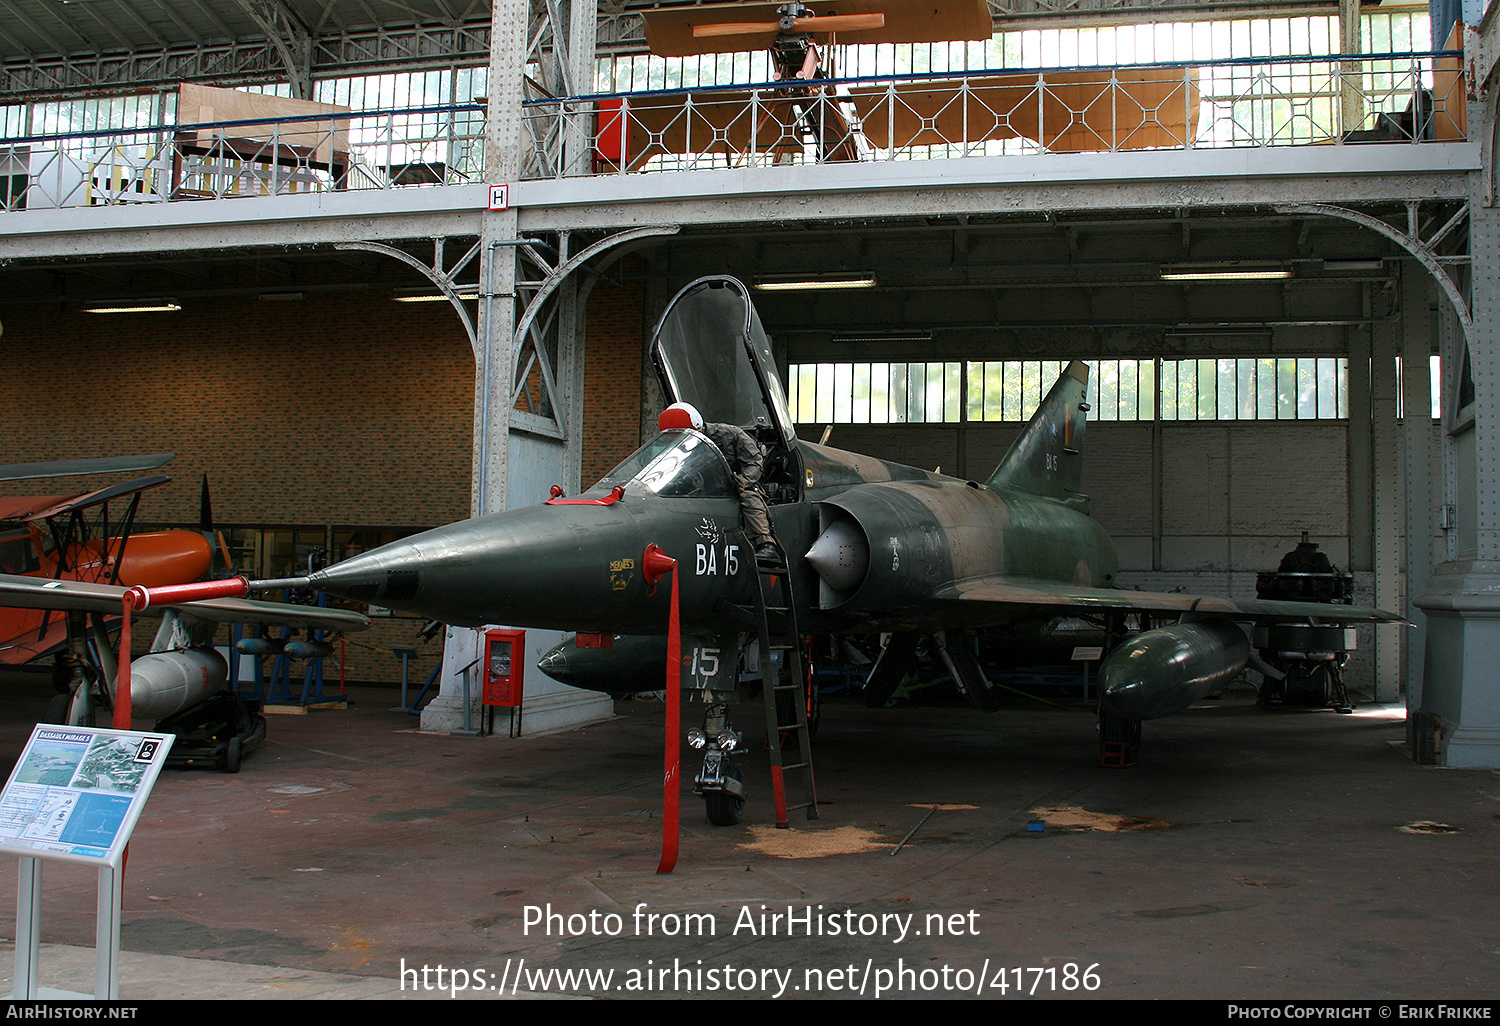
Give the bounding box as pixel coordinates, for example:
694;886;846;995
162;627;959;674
0;670;1496;1001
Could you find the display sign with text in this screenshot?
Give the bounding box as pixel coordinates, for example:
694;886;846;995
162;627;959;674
0;726;174;868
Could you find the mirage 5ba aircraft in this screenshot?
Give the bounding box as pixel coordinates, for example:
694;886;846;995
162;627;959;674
265;275;1398;817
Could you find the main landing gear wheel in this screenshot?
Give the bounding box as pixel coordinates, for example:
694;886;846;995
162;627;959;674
43;693;70;725
44;691;94;727
704;763;745;826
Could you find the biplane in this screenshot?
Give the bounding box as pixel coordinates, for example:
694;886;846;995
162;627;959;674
0;453;212;671
598;0;1199;169
0;453;366;771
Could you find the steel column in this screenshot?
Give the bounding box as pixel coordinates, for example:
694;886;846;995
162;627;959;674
1409;85;1500;767
1399;264;1437;696
419;0;526;734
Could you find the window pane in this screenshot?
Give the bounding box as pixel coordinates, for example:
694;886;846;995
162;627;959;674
1236;359;1255;419
1297;358;1317;417
1317;358;1337;418
1136;360;1154;419
834;363;853;423
1257;359;1277;419
1217;358;1237;420
1429;354;1440;420
1097;360;1118;421
1277;359;1297;418
1196;359;1216;419
966;362;984;422
872;363;891;423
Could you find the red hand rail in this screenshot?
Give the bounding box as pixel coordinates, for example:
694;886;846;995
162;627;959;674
643;544;681;875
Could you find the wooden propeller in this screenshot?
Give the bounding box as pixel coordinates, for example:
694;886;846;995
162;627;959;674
692;13;885;38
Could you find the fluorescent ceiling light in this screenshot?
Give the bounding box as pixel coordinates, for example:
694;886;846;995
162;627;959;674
753;274;876;292
832;331;933;344
82;301;181;313
1164;326;1273;338
1161;264;1292;282
392;288;479;302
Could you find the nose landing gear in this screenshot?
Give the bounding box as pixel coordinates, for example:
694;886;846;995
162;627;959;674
691;703;746;825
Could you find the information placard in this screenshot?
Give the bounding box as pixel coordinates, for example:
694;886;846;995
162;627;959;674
0;726;174;869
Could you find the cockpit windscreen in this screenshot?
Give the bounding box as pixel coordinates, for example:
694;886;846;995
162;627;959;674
587;430;735;499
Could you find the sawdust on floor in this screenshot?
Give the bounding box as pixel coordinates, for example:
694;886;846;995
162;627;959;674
737;823;892;858
1029;805;1172;832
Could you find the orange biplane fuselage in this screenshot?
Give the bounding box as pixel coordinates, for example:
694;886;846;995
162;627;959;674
0;522;211;665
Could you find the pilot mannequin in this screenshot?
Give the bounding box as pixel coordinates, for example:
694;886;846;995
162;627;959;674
664;401;781;567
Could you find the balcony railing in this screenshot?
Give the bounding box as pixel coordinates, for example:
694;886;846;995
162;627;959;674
0;103;485;212
525;50;1464;177
0;50;1465;213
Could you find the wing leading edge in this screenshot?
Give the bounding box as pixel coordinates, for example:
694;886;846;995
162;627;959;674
0;573;370;632
934;575;1404;624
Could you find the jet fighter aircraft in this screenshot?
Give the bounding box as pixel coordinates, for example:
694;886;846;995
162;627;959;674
261;276;1399;813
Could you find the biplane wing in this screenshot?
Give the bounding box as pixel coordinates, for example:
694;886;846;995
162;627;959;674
0;455;223;664
0;574;369;633
849;67;1201;152
0;453;175;483
625;2;1202;161
16;475;171;523
0;475;169;527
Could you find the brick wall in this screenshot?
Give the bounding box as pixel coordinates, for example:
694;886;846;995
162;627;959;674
0;283;474;687
0;262;654;687
0;290;473;524
581;275;646;488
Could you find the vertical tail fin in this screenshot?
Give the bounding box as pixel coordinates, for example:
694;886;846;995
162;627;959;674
985;361;1090;506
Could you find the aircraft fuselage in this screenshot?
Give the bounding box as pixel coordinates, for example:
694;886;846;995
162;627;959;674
300;435;1117;641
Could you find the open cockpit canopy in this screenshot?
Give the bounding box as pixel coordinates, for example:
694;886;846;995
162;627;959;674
650;276;797;450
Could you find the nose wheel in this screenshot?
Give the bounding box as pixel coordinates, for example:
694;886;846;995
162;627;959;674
702;760;745;825
691;704;746;825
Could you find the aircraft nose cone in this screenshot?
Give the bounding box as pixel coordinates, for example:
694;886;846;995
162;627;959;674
306;502;649;631
302;540;427;609
1098;670;1153;720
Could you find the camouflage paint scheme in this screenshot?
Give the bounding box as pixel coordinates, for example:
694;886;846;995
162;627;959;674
290;277;1398;729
